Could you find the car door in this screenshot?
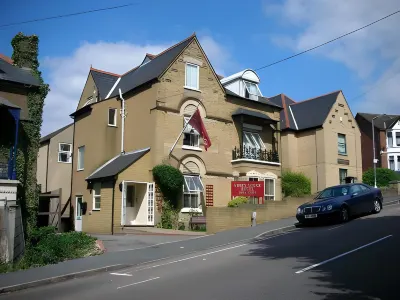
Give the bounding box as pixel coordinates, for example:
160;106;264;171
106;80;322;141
358;184;373;213
348;185;363;214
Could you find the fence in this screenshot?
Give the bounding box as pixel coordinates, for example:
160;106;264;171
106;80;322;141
0;198;25;263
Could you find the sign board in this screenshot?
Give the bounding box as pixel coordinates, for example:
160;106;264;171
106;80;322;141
231;181;264;198
337;159;350;165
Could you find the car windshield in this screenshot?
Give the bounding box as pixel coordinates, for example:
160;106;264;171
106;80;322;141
317;186;349;199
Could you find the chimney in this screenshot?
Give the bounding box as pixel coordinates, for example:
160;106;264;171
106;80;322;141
11;32;39;71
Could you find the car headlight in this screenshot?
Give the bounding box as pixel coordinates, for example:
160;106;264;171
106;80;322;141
297;208;303;214
327;204;333;211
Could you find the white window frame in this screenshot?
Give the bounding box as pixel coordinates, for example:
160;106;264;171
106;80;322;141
396;132;400;147
58;143;72;163
338;133;347;155
77;146;85;171
92;182;101;211
264;178;275;201
387;131;393;148
389;156;395;171
184;63;200;91
108;108;117;127
243;80;261;100
83;96;94;107
182;175;203;212
183;117;200;148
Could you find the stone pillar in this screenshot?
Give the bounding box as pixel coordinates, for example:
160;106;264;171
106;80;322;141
0;180;20;262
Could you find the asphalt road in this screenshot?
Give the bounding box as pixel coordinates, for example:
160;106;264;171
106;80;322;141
2;203;400;299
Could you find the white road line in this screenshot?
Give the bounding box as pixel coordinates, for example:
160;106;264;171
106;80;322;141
110;273;133;276
117;277;160;289
327;225;344;231
296;235;393;274
254;225;296;239
130;244;247;273
113;235;209;252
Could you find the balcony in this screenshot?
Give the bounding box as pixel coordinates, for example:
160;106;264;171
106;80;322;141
232;146;280;165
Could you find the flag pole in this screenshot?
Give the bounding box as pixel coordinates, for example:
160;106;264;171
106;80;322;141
169;100;202;155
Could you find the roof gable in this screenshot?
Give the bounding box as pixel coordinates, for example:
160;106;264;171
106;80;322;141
109;34;195;98
40;123;73;144
90;68;120;100
356;113;400;130
0;57;40;86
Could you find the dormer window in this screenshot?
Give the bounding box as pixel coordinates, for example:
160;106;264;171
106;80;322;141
244;81;261;100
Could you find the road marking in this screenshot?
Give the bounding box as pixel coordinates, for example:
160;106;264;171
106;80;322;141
117;277;160;289
130;244;247;273
295;235;393;274
328;225;344;231
254;225;297;239
113;235;209;252
110;273;133;277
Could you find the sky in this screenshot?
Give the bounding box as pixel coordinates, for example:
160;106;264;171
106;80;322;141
1;0;399;136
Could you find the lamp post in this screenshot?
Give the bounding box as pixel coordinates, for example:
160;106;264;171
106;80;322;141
372;114;386;188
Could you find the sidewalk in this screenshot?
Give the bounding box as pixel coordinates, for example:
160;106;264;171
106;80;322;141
0;217;296;293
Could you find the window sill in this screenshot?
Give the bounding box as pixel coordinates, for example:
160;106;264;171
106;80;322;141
58;161;72;164
182;145;202;152
184;86;201;93
92;208;101;211
180;207;202;213
231;159;281;166
77;168;84;172
107;124;117;128
338;153;348;156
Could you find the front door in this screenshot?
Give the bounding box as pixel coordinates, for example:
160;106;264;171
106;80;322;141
75;196;83;232
147;183;155;225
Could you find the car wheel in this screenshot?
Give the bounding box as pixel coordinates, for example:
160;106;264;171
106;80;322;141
340;206;349;223
373;199;382;214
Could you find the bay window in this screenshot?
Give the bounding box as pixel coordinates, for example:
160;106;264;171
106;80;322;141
183;175;204;209
264;178;275;201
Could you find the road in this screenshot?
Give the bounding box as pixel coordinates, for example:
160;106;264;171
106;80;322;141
2;203;399;299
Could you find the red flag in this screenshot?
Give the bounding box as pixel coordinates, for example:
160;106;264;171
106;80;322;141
189;109;212;151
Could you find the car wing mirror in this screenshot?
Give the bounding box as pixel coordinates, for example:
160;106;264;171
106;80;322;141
351;193;358;197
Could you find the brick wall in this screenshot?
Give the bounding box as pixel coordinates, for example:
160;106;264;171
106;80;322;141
206;198;310;234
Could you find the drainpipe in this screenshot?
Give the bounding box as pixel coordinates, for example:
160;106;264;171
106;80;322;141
119;89;126;154
315;131;319;191
111;176;116;235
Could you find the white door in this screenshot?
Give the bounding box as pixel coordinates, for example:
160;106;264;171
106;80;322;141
147;183;155;225
75;196;83;232
121;181;126;225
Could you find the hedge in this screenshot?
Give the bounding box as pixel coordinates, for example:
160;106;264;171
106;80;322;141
152;164;184;208
228;196;248;207
282;171;311;197
362;168;400;187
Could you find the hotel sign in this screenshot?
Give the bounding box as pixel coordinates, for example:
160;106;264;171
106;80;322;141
231;181;264;198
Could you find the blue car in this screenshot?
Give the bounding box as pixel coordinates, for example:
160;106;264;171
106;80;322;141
296;183;383;224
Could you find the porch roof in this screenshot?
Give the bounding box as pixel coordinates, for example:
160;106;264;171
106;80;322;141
232;108;274;121
86;148;150;181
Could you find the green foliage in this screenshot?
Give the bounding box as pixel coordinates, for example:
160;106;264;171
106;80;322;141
282;171;311;197
228;196;248;207
1;226;100;273
9;33;49;238
159;201;179;229
152;164;184;208
362;168;400;187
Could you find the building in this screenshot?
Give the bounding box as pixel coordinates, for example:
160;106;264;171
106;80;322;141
268;91;363;193
70;34;283;234
355;113;400;172
37;123;74;230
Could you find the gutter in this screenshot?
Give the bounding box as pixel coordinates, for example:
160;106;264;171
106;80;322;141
111;176;117;235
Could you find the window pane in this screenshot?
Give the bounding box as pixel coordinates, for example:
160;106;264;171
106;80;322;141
95;197;101;209
183;194;190;207
396;133;400;146
191;194;198;208
78;146;85;169
183;133;191;146
185;64;198;89
338;134;346;154
94;183;101;196
60;144;70;152
388;132;393;147
389;156;395;170
108;109;116;125
192;177;204;191
58;153;69;162
243;132;254;148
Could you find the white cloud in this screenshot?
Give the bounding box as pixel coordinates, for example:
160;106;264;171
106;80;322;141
41;35;234;136
264;0;400;113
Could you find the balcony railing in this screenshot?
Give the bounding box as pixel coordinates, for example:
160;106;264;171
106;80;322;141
232;146;279;163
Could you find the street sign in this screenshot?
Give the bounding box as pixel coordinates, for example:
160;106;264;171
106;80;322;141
231;181;264;198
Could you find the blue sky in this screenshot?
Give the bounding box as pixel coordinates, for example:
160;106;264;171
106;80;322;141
1;0;399;135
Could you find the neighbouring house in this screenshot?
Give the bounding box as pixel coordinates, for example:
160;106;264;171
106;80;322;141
355;113;400;172
0;54;40;181
70;33;283;234
37;123;74;230
268;91;363;193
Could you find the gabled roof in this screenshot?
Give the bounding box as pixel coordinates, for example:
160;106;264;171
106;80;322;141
356;113;400;130
225;89;282;109
40;123;73;144
108;34;195;98
269;91;341;131
0;57;41;86
90;68;120;100
86;148;150;181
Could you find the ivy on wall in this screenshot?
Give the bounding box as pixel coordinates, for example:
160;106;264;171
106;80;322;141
10;33;49;238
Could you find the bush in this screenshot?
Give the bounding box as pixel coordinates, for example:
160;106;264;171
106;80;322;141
362;168;400;187
159;200;179;229
152;164;184;208
228;196;248;207
1;226;100;273
282;171;311;197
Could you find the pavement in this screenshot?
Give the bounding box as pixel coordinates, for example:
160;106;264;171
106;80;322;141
0;196;398;298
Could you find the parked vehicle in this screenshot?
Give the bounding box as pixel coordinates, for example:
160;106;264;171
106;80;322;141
296;183;383;224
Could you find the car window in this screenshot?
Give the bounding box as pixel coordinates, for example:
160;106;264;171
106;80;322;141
318;186;349;198
359;185;369;192
350;185;362;194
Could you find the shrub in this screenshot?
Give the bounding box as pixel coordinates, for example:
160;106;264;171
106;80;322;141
362;168;400;187
159;200;179;229
282;171;311;197
152;164;184;208
228;196;248;207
